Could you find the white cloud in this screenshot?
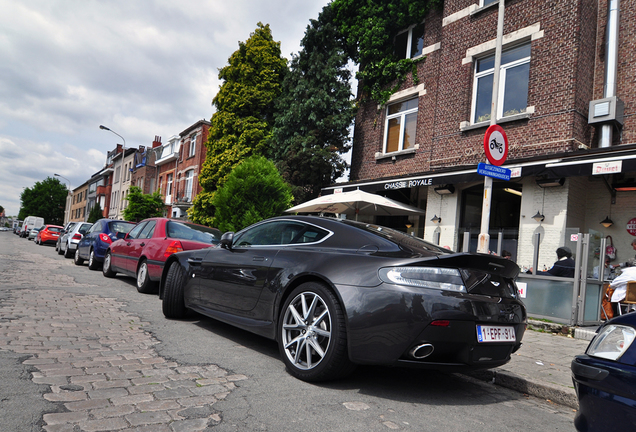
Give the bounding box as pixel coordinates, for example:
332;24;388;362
0;0;331;216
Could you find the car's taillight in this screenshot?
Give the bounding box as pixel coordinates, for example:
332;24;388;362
164;240;184;257
72;233;82;240
99;233;112;244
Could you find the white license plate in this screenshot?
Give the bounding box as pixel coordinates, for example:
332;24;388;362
476;325;516;343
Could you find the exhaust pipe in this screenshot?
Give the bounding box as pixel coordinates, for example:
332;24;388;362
409;343;434;359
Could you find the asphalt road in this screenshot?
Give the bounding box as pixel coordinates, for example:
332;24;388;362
0;232;577;431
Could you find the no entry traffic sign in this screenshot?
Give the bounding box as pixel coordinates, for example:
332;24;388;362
484;125;508;166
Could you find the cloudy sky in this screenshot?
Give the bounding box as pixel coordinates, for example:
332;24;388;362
0;0;334;217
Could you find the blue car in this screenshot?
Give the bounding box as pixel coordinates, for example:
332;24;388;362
571;313;636;431
75;219;135;270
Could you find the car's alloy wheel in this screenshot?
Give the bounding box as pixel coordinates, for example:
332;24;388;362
162;262;187;319
73;248;84;266
88;249;99;270
136;260;155;294
102;251;116;278
278;282;355;382
63;243;73;258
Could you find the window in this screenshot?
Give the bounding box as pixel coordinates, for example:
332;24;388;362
481;0;498;6
395;23;425;59
383;98;418;154
184;170;194;200
189;133;196;157
127;222;147;239
115;166;121;184
472;43;531;124
166;173;173;204
234;221;330;247
139;221;156;239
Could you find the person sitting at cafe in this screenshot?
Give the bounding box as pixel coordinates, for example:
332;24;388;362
610;259;636;313
527;247;575;277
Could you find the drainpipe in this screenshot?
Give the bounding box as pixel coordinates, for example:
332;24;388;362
600;0;620;148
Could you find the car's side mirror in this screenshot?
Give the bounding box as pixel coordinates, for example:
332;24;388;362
220;232;234;250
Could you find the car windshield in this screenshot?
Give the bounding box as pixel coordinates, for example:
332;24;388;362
166;221;221;245
49;227;62;233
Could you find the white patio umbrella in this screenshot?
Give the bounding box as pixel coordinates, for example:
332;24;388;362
285;189;425;221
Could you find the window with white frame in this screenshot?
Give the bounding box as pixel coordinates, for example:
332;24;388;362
472;43;531;124
481;0;498;7
166;173;173;204
189;134;196;157
394;23;425;59
184;170;194;200
383;98;418;154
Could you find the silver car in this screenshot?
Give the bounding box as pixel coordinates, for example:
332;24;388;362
57;222;93;258
28;227;41;241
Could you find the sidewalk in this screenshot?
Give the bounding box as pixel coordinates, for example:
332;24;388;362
463;319;595;409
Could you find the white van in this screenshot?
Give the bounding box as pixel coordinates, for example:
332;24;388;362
21;216;45;238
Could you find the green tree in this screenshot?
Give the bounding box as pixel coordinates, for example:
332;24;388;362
87;202;104;223
331;0;441;104
123;186;164;222
270;5;356;204
190;22;288;226
212;156;293;232
18;177;67;225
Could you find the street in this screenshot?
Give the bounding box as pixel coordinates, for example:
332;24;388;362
0;232;576;431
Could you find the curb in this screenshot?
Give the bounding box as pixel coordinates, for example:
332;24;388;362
462;368;578;410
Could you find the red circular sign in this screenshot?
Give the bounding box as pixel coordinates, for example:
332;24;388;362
627;218;636;236
484;125;509;166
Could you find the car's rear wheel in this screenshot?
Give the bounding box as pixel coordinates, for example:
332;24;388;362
136;260;155;294
278;282;355;382
162;262;187;319
102;251;116;278
63;242;73;258
88;249;99;270
73;248;84;265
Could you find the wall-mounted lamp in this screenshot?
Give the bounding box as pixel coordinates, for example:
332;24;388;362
504;188;522;196
600;216;614;228
431;215;441;223
434;185;455;195
532;211;545;222
536;178;565;188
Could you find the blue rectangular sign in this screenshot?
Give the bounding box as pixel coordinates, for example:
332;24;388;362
477;163;511;181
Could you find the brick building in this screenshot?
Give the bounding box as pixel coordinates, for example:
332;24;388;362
326;0;636;272
153;120;210;219
69;181;89;222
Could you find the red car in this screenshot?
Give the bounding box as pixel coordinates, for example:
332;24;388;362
103;217;221;293
35;225;64;245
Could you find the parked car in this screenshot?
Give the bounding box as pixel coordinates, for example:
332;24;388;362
57;222;93;258
160;215;526;382
571;313;636;431
27;227;41;241
21;216;44;238
35;225;64;245
103;218;221;294
75;219;136;270
55;222;78;253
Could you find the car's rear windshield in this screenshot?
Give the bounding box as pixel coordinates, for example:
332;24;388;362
109;221;135;234
342;220;451;254
167;221;221;245
49;227;62;233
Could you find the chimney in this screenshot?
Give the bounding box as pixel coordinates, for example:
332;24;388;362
152;136;162;148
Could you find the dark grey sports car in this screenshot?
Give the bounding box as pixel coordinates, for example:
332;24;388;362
160;215;526;382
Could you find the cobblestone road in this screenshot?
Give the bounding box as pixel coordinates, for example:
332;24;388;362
0;249;245;431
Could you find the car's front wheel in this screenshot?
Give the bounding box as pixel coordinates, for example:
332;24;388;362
162;261;187;318
88;249;99;270
136;260;155;294
102;251;116;278
73;248;84;265
278;282;355;382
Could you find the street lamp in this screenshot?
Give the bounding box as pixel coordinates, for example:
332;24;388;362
54;173;71;225
100;125;126;218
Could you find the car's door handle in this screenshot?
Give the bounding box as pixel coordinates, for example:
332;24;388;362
126;242;131;246
188;258;203;266
253;256;265;262
140;242;145;247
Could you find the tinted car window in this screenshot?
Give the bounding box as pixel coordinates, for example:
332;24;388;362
127;222;147;239
109;221;135;239
79;223;93;234
49;227;63;233
343;220;450;254
167;221;220;244
234;221;328;247
139;221;156;239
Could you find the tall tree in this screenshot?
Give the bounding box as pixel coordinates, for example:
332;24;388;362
212;156;293;232
270;5;356;204
123;186;164;222
87;202;104;223
190;23;288;226
18;177;67;225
